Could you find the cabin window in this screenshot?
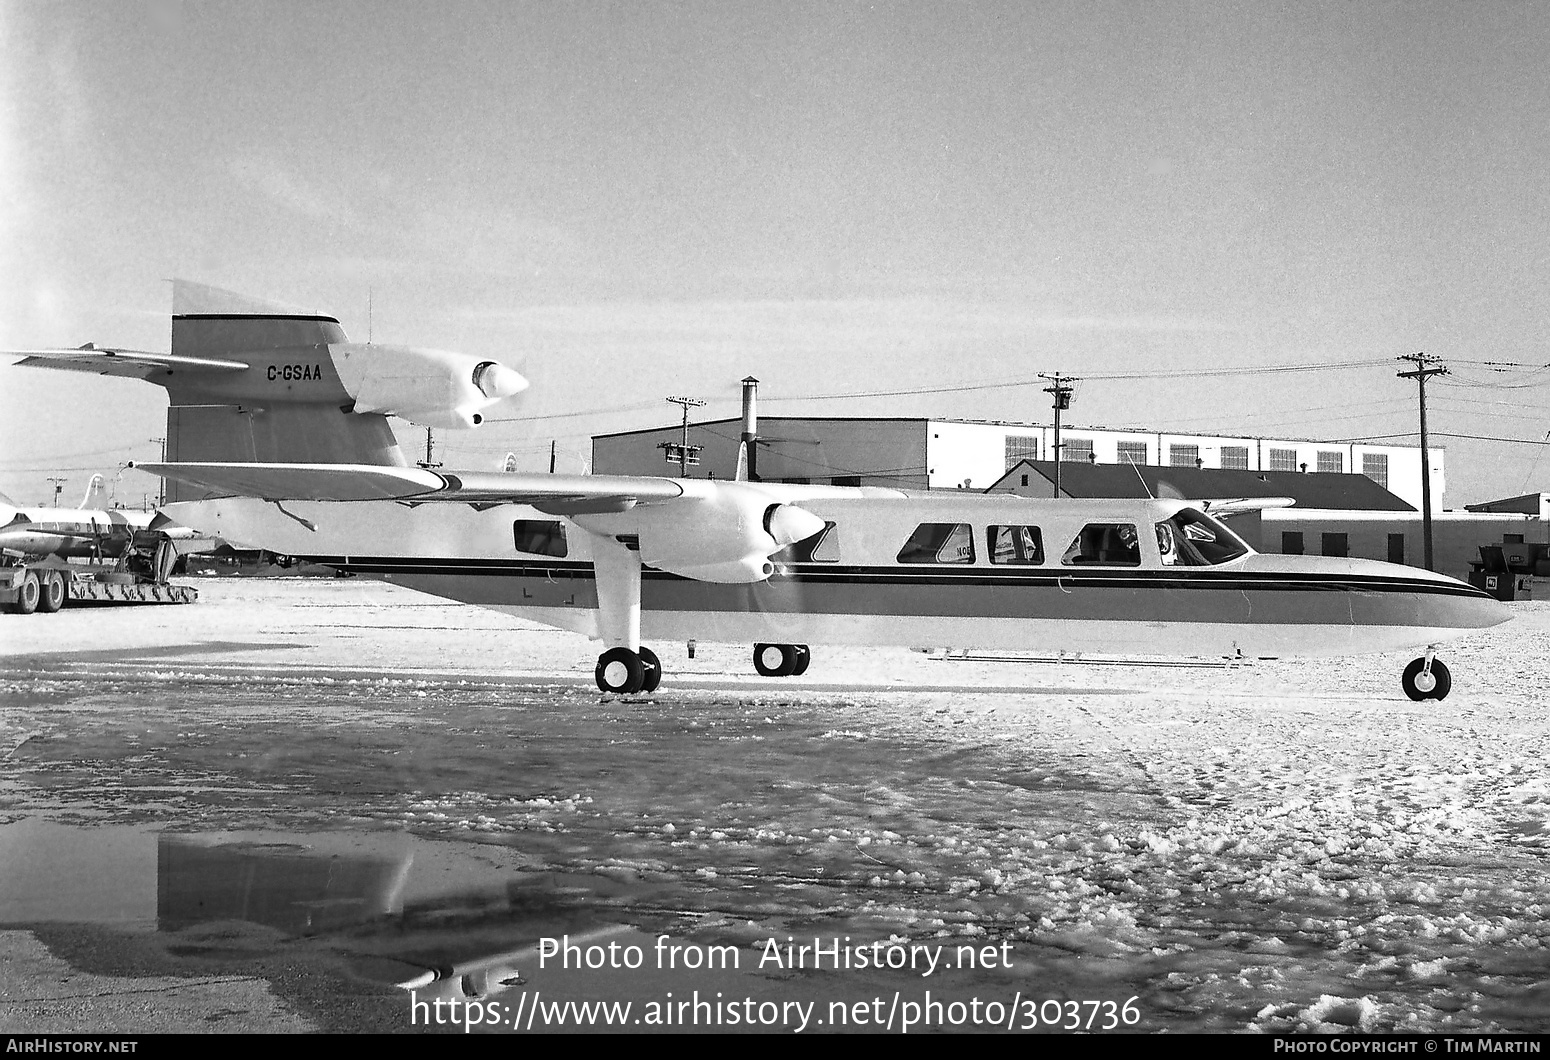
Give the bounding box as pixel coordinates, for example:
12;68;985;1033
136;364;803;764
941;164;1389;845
831;475;862;487
1154;508;1250;566
1060;523;1141;566
897;522;975;564
774;521;841;563
987;525;1044;565
513;519;567;557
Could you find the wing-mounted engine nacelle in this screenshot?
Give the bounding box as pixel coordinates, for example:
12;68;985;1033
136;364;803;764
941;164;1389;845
578;486;826;584
327;343;528;429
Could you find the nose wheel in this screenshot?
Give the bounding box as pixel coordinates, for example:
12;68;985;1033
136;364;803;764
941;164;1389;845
595;645;662;694
1401;655;1452;701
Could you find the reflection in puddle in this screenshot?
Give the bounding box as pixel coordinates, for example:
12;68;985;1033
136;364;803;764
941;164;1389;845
157;834;413;933
0;818;628;1001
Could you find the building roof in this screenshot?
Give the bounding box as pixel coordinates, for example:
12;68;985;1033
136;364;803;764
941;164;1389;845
991;460;1417;512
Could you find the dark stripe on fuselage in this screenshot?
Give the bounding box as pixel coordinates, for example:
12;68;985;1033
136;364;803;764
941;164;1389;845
301;555;1487;600
293;555;1496;631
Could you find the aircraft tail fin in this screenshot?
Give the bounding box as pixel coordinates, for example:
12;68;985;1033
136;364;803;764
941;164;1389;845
734;441;750;482
78;474;106;509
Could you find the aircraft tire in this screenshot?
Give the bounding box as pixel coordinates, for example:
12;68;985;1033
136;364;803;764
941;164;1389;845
791;644;811;676
1401;657;1452;701
10;572;41;615
753;642;797;677
38;570;66;613
638;646;662;693
596;647;645;695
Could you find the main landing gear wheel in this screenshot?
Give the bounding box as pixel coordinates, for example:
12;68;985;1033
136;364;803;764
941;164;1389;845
38;570;66;614
1401;657;1452;701
637;646;662;693
791;644;811;676
596;647;645;694
595;647;662;694
754;643;810;677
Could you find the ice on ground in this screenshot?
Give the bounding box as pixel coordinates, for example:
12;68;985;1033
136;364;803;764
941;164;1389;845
2;582;1548;1033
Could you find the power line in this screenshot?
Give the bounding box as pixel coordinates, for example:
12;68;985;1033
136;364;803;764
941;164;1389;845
768;357;1397;405
1347;430;1550;446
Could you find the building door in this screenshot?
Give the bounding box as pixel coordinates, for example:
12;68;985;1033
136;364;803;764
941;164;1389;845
1388;533;1405;565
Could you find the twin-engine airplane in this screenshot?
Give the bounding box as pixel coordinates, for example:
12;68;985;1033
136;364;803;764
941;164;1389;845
11;284;1509;700
0;480;165;559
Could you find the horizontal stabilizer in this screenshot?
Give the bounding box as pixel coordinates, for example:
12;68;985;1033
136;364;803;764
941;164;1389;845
1201;496;1297;517
135;462;687;507
135;462;446;501
11;347;249;379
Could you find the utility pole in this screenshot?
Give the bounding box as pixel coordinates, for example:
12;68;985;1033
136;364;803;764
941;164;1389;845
419;427;441;469
1039;373;1076;497
1397;352;1448;571
47;476;67;506
549;440;557;474
660;396;705;477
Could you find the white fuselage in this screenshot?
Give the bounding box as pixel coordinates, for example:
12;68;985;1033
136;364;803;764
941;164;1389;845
165;486;1510;660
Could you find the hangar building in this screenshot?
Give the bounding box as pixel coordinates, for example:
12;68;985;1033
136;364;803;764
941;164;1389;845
592;416;1442;511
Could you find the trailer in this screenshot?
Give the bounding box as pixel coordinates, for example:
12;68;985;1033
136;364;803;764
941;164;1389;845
1;535;198;613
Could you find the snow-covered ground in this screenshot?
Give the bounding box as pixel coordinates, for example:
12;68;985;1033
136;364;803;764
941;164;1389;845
1;579;1546;1033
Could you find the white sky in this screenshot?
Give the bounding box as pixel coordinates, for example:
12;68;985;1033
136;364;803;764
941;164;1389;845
2;0;1547;506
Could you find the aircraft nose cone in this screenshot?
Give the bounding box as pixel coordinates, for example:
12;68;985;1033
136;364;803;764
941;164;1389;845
1449;590;1514;630
764;503;826;548
473;361;529;400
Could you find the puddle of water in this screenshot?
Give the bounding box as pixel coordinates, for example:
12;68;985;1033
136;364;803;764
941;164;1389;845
0;819;645;995
0;820;551;934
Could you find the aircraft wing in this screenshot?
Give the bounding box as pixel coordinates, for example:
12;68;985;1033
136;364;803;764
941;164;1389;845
135;462;686;513
10;346;249;379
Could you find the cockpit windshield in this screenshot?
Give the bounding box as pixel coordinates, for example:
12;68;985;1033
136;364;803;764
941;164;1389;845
1154;507;1250;566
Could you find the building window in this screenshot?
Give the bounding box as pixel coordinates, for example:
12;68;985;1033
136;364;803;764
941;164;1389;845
897;523;975;564
1268;448;1298;472
1061;437;1094;462
1388;533;1405;565
987;525;1045;565
1317;451;1344;473
1282;531;1304;555
1321;532;1349;557
1005;435;1039;469
1362;453;1389;489
1169;444;1199;467
1116;441;1149;465
1221;446;1250;470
